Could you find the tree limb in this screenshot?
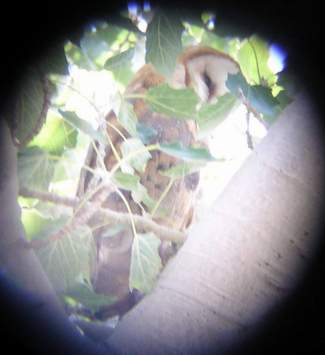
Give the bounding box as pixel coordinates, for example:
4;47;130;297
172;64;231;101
106;94;325;354
19;187;187;247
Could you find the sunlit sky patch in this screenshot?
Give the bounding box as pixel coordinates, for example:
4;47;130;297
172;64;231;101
207;15;216;30
128;2;148;32
128;2;138;17
143;1;151;12
60;65;120;127
201;12;216;30
268;43;287;73
137;15;148;32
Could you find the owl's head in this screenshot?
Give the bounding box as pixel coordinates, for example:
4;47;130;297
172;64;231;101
172;46;240;103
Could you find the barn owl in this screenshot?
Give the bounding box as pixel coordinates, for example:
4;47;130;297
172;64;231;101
79;47;240;318
172;46;240;102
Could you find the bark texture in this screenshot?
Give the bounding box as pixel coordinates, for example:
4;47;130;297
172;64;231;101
107;93;325;354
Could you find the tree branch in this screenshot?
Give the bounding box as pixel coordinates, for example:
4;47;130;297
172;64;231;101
239;88;270;130
19;187;186;247
19;186;78;206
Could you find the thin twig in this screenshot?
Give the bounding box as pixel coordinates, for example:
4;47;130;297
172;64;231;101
27;185;113;250
248;39;262;85
19;187;78;206
245;109;254;150
151;177;174;218
238;89;270;130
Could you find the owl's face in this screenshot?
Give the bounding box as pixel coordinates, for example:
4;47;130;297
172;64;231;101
171;47;240;103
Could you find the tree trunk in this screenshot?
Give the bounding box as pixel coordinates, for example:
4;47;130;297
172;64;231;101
0;120;108;355
0;120;62;308
107;93;325;354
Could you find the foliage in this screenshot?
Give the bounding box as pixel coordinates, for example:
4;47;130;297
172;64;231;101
10;5;294;319
159;143;216;162
144;84;199;119
36;224;95;292
197;93;238;136
238;36;277;86
130;233;162;293
146;11;183;78
18;147;56;191
64;279;117;313
226;72;282;124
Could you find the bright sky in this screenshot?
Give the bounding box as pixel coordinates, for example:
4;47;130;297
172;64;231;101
195;103;267;220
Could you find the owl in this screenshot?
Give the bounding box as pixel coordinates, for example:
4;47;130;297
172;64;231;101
76;47;239;318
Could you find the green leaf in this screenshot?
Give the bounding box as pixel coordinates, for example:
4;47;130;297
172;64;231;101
197;93;238;136
227;73;282;125
145;84;199;119
238;35;277;86
65;281;116;312
28;110;77;154
131;183;157;212
277;68;299;97
276;90;293;109
64;41;93;70
227;38;241;59
112;171;140;190
12;68;50;147
59;110;107;145
20;208;57;241
248;85;282;120
80;37;110;70
34;200;72;220
201;12;213;24
51;139;89;186
181;31;198;47
80;23;135;69
146;11;183;77
17;147;55;190
118;100;138;136
159;142;216;162
18;196;38;209
159;161;204;179
112;171;156;211
36;224;95;292
104;47;135;85
226;72;250;97
120;138;152;174
201;31;227;52
181;23;205;46
32;216;69;240
130;233;162;293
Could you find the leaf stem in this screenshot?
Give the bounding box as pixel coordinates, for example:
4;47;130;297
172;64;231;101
108;143;159;178
248;39;262;85
113;187;138;240
151;177;175;218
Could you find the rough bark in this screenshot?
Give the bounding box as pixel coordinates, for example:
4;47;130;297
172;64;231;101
107;93;325;354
